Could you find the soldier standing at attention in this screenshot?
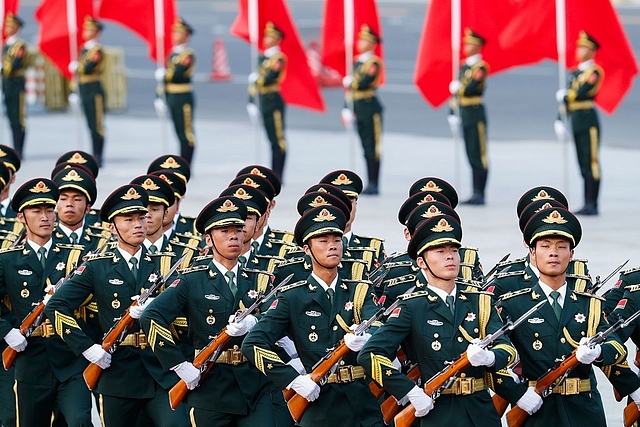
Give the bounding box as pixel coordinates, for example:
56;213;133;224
554;32;603;216
70;16;106;167
342;25;384;195
156;20;197;165
247;23;288;180
2;13;27;158
448;29;489;205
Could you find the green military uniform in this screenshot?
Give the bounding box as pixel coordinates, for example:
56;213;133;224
2;14;27;158
0;295;17;427
44;184;189;427
348;25;384;194
164;20;196;165
0;178;92;427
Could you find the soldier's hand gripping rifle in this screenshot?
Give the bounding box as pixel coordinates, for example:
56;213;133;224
83;253;187;390
395;300;547;427
286;286;415;423
506;309;640;427
168;273;294;410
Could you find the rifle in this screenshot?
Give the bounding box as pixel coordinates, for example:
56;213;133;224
286;286;416;422
624;393;640;427
83;253;187;390
482;253;511;283
506;308;640;427
395;300;546;427
168;273;294;410
381;363;420;424
591;258;629;296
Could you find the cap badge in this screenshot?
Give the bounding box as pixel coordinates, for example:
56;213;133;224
29;181;51;193
542;210;568;225
431;218;454;233
331;173;353;186
422;205;442;218
531;190;551;202
158;174;173;185
249;168;267;178
159;157;180;169
141;179;160;191
313;208;336;222
217;199;239;212
233;188;251;200
310;196;328;207
242;178;259;188
420;181;442;192
61;170;83;182
121;188;142;200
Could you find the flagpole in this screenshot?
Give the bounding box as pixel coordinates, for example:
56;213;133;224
555;0;570;196
344;0;355;170
154;0;168;154
451;0;461;189
67;0;83;148
0;0;5;146
248;0;261;163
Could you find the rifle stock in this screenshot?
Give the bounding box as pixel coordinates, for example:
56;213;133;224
2;303;46;370
624;401;640;427
492;393;509;417
381;364;420;424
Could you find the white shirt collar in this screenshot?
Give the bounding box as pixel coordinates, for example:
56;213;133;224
358;50;374;62
143;236;164;251
538;280;567;308
172;43;186;54
466;53;482;66
58;221;85;241
117;246;142;266
342;231;352;244
578;59;595;71
311;272;339;292
211;258;239;278
84;39;98;50
0;198;11;215
264;46;281;58
254;226;268;249
424;277;457;303
529;263;540;278
27;239;53;256
163;227;173;241
5;35;17;46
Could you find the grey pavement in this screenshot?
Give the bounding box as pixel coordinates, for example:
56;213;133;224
11;111;638;425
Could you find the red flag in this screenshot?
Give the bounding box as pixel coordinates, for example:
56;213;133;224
97;0;175;63
2;0;21;41
320;0;384;84
230;0;325;112
35;0;94;80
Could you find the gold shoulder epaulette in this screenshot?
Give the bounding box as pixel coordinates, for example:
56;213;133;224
86;252;116;261
383;274;416;288
277;257;305;267
624;284;640;293
342;279;373;285
54;243;85;250
280;280;307;293
348;246;376;252
566;273;590;280
168;240;198;251
461;287;492;295
571;258;589;264
269;239;297;247
270;228;294;236
622;266;640;276
256;254;285;261
148;251;177;257
243;268;272;276
399;290;429;300
175;232;201;240
496;270;526;279
498;257;526;267
499;288;532;300
179;265;208;275
0;244;24;253
572;290;605;301
191;254;213;262
456;278;483;288
385;261;415;269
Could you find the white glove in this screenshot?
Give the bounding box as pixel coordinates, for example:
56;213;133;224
4;328;27;352
392;357;402;371
171;361;201;390
630;387;640;410
447;115;461;136
277;336;298;357
68;93;81;112
68;61;78;73
553;120;569;141
555;89;567;103
129;296;155;320
248;72;259;84
154;98;168;118
288;374;321;401
154;67;166;83
449;80;462;95
575;337;601;364
82;344;111;369
226;314;258;337
397;393;410;406
466;339;496;367
406;385;434;417
344;324;371;352
42;284;55;306
341;108;354;129
286;357;306;375
516;386;543;415
342;75;353;88
246;103;261;125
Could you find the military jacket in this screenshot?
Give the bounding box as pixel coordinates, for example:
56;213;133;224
350;54;382;94
566;65;603;104
44;248;179;398
165;48;195;84
604;266;640;315
0;243;86;385
273;254;368;285
256;52;287;91
78;43;105;79
242;274;383;426
456;59;488;99
173;213;198;237
52;224;106;252
2;38;27;79
347;233;385;267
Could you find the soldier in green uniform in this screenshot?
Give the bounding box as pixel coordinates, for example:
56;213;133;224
45;184;190;427
448;29;489;205
242;205;384;426
554;32;604;216
140;196;281;425
342;24;384;195
71;16;106;167
358;214;516;426
157;20;197;165
493;207;630;425
2;13;27;158
0;145;23;242
53;150;102;227
130;174;175;255
0;178;92;427
247;23;288;180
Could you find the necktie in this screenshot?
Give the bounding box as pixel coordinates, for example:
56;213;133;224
38;247;47;269
149;244;158;254
251;241;259;254
550;291;562;319
226;271;237;297
342;236;348;249
70;232;78;245
326;288;334;305
129;258;138;280
238;256;247;268
445;295;455;315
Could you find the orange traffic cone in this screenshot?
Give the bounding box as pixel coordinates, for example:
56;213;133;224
209;38;232;82
307;38;321;81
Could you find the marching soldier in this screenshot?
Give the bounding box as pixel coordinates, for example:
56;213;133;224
45;184;190;426
0;178;93;426
448;29;489;205
70;16;106;167
242;205;384;426
554;31;604;216
2;13;27;158
359;214;516;426
342;24;384;195
140;196;279;425
156;20;197;165
247;23;288;180
53;150;102;227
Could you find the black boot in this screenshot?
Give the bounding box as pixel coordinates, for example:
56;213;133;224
462;168;487;205
12;129;24;159
362;159;380;195
92;136;104;167
575;178;599;216
272;150;286;182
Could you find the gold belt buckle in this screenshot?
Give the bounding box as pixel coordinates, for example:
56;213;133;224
336;366;354;383
459;378;473;395
563;378;579;395
43;320;55;338
230;345;243;366
136;333;148;350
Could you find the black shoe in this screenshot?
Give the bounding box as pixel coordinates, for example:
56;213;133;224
461;194;485;205
361;184;379;195
574;205;598;216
